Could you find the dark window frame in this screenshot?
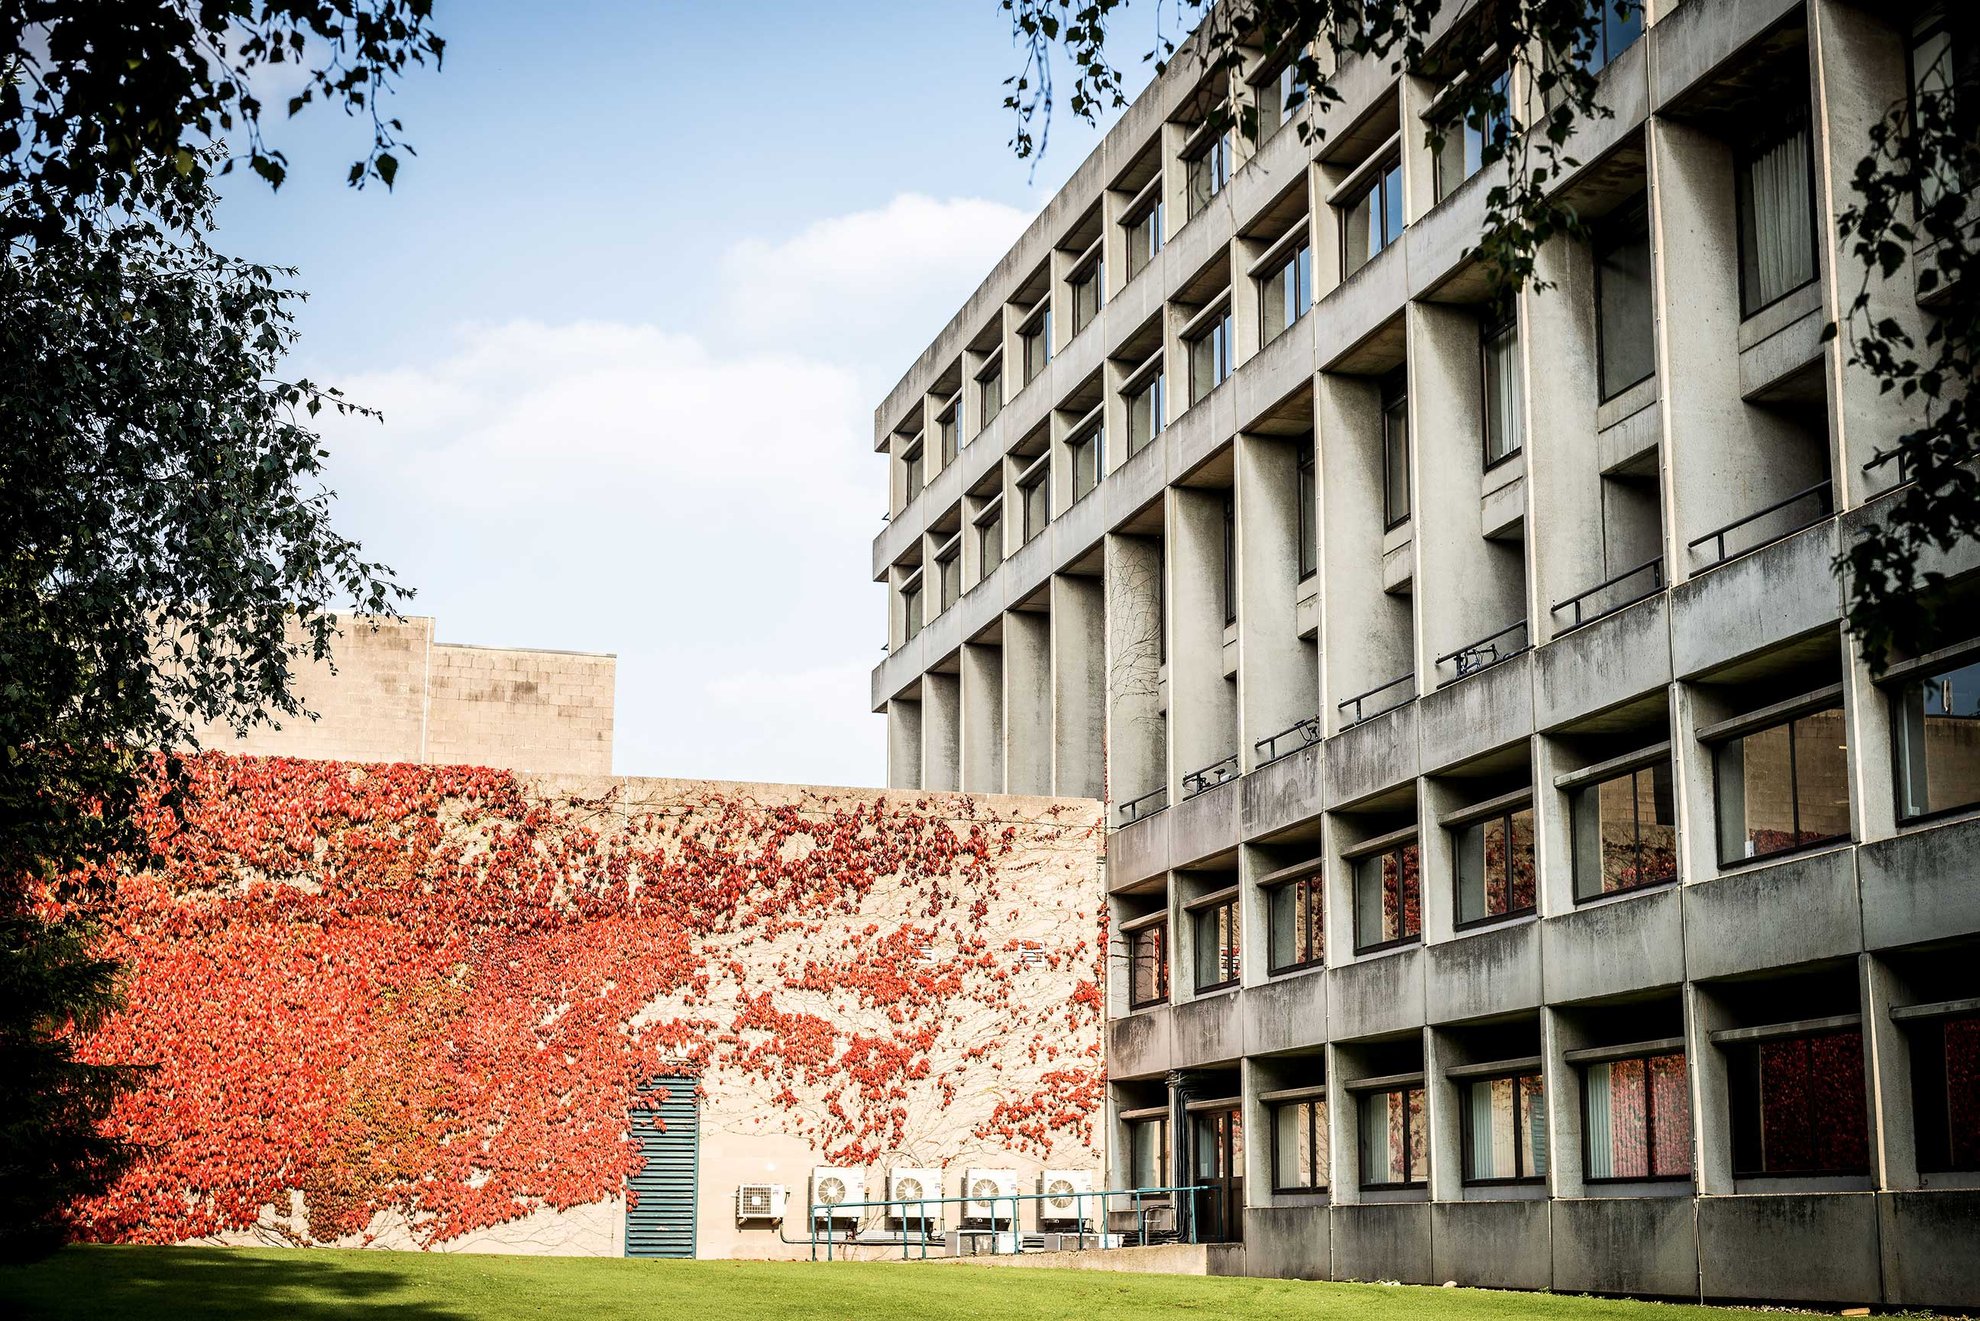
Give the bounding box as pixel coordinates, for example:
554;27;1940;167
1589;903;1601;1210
1270;1097;1329;1193
1192;896;1241;994
1381;369;1411;531
1570;760;1679;904
1127;919;1171;1010
1069;423;1104;503
1432;63;1512;204
1909;1012;1980;1174
1593;195;1655;404
1221;493;1238;627
1017;455;1051;544
1733;109;1821;321
1726;1027;1871;1180
1580;1049;1693;1185
1186;301;1235;405
1339;152;1405;279
1452;804;1536;932
1351;841;1422;955
1480;308;1523;470
1296;443;1318;581
1265;870;1326;975
1358;1085;1428;1190
1889;651;1980;826
1710;704;1851;869
1459;1069;1548;1187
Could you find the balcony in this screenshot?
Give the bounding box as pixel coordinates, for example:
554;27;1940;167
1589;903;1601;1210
1549;557;1663;635
1685;479;1833;573
1433;620;1530;686
1254;714;1322;768
1337;670;1415;730
1181;754;1240;800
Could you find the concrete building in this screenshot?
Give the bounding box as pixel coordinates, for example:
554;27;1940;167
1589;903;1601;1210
872;0;1977;1305
190;615;616;775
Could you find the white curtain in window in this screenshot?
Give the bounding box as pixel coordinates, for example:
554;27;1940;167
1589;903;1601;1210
1468;1082;1497;1179
1585;1063;1614;1180
1485;323;1523;462
1744;125;1814;310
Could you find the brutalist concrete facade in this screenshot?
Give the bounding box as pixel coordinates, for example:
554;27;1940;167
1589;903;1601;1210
872;0;1976;1306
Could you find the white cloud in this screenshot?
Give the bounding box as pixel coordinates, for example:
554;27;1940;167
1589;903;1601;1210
314;193;1021;787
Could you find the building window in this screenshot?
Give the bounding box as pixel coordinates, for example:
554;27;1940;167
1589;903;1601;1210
1454;805;1535;928
1462;1071;1547;1184
1595;197;1655;401
1728;1028;1869;1177
1070;424;1103;502
1221;494;1237;627
1070;258;1103;336
1583;1050;1692;1181
1352;840;1420;953
1482;313;1523;466
1266;871;1324;974
1185;125;1233;220
1192;893;1240;992
1297;444;1317;580
1911;1013;1980;1172
1255;62;1306;146
1128;919;1169;1009
1737;116;1817;317
1713;704;1850;865
935;538;962;613
1020;304;1052;384
1341;154;1404;277
1570;761;1677;902
1359;1085;1427;1188
1260;238;1312;346
1126;360;1165;456
937;402;959;466
978;358;1004;429
1017;455;1050;544
1892;654;1980;822
1186;303;1234;405
1580;0;1644;78
1381;371;1410;529
975;501;1004;574
1434;65;1510;202
1127;1115;1170;1188
901;572;923;643
1124;199;1163;279
1911;17;1975;212
1272;1098;1328;1191
902;440;924;504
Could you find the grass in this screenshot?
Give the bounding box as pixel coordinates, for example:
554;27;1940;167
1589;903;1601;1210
0;1245;1790;1321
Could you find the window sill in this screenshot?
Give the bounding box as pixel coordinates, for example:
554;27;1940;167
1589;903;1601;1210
1351;936;1422;960
1895;801;1980;835
1731;1173;1872;1196
1571;878;1675;910
1450;909;1536;936
1266;959;1326;980
1127;999;1171;1014
1191;980;1240;999
1712;835;1851;876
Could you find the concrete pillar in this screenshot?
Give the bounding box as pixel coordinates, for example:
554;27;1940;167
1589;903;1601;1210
1861;953;1918;1190
1317;372;1413;729
921;670;960;792
1005;608;1053;796
960;639;1005;793
1539;1006;1580;1199
1168;487;1238;787
1684;983;1734;1196
1523;236;1605;644
886;696;923;790
1649;117;1828;581
1809;0;1933;503
1235;431;1314;766
1052;573;1106;798
1425;1026;1463;1203
1106;533;1167;808
1409;301;1526;681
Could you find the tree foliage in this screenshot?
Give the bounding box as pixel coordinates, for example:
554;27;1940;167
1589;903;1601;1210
1001;0;1976;667
2;1;438;1259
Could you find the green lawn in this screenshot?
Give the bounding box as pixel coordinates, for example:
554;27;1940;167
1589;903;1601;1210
0;1246;1790;1321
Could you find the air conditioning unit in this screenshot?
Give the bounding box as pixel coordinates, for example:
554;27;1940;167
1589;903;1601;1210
1038;1169;1096;1226
735;1182;787;1222
961;1167;1019;1224
887;1167;944;1224
810;1166;866;1223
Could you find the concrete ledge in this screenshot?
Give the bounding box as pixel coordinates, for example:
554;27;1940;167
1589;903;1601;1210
1879;1190;1980;1309
1332;1201;1433;1284
1696;1192;1881;1305
1243;1204;1331;1279
919;1242;1244;1274
1431;1199;1551;1292
1551;1196;1699;1299
1858;815;1980;951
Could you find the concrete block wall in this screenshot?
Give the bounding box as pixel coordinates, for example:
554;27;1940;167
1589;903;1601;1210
190;615;615;776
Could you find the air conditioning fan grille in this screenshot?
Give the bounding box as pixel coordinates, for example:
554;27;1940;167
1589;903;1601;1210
1046;1178;1077;1209
817;1177;847;1206
896;1178;926;1202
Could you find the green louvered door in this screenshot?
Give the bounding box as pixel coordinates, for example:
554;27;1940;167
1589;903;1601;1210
625;1075;698;1258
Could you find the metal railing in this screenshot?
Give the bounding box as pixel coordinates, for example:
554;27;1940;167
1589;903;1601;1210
1549;557;1664;634
1254;714;1322;766
1434;620;1530;684
807;1184;1210;1261
1116;784;1169;827
1181;754;1240;799
1337;670;1415;729
1686;479;1834;570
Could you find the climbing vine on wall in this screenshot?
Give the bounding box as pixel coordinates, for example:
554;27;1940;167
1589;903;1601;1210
56;754;1103;1247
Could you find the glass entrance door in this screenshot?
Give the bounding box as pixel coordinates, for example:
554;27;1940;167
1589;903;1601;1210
1191;1106;1244;1243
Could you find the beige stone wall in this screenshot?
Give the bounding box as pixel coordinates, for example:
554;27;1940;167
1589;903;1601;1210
190;616;614;775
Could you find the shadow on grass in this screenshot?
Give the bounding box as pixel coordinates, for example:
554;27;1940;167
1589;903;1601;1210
0;1246;470;1321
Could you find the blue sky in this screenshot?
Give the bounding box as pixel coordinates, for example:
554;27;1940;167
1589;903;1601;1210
216;1;1166;787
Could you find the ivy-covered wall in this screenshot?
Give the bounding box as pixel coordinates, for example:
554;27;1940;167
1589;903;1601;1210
66;754;1105;1256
